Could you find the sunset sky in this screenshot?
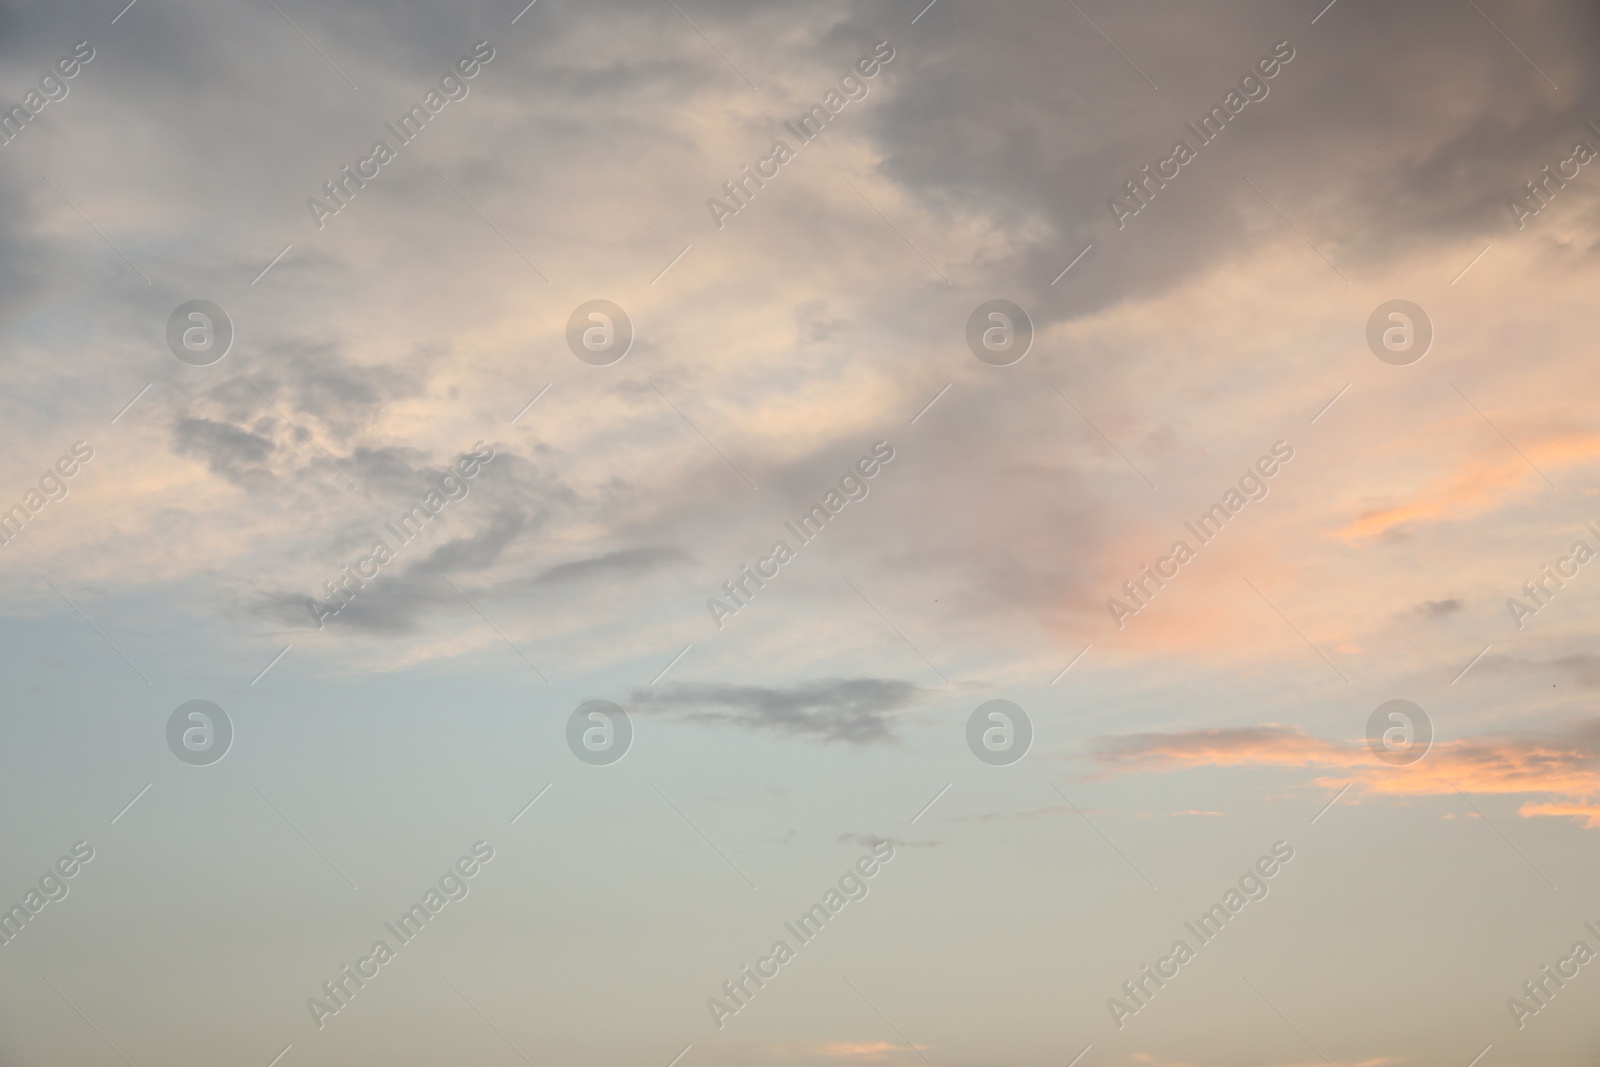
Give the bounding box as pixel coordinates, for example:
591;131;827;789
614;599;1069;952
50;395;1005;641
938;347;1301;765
2;1;1599;1065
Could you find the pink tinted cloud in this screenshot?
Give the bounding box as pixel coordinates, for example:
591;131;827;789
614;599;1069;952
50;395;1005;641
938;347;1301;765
1088;722;1600;827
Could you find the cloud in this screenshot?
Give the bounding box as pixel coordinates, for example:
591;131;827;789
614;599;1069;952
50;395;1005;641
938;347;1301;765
524;545;692;587
1086;721;1600;828
1415;598;1463;617
172;416;276;488
762;1039;932;1062
1480;652;1600;687
633;678;923;744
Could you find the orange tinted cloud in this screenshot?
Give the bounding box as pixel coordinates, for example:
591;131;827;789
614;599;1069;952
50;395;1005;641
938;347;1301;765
1337;425;1600;543
767;1040;926;1061
1089;722;1600;826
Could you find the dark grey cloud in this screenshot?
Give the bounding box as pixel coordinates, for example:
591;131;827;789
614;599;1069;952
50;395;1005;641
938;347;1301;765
633;677;924;744
171;415;275;487
1416;598;1464;617
865;0;1600;322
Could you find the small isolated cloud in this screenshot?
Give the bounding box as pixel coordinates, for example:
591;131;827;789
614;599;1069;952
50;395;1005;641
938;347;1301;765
1087;721;1600;828
527;545;692;587
1479;652;1600;688
632;678;923;744
767;1039;929;1062
838;832;939;850
1415;598;1463;617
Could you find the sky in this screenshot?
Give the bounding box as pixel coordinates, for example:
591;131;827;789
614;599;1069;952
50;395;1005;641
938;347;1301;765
1;0;1599;1065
